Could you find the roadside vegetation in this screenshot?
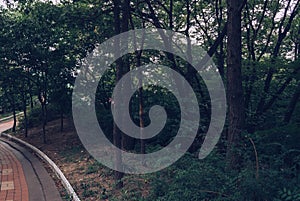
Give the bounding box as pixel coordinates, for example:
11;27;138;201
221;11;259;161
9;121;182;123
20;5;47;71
0;0;299;200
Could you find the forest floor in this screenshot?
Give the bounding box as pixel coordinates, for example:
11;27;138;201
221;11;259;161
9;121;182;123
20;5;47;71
14;118;150;201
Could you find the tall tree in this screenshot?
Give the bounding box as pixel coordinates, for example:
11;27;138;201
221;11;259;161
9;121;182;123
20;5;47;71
120;0;135;150
226;0;245;169
112;0;124;189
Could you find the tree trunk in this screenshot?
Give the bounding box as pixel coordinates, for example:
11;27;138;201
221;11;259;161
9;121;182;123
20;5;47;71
23;105;28;137
226;0;245;169
60;106;64;132
42;94;47;143
12;105;16;132
39;88;47;144
22;91;28;137
120;0;135;150
28;70;34;109
41;102;46;144
138;67;146;165
30;91;34;109
216;0;225;78
139;87;145;148
12;92;17;132
130;14;146;164
113;0;124;189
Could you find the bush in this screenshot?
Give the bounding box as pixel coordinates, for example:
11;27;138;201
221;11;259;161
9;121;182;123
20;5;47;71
147;153;231;201
19;104;62;128
145;136;300;201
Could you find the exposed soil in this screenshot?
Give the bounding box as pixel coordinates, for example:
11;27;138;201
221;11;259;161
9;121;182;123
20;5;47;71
13;118;150;201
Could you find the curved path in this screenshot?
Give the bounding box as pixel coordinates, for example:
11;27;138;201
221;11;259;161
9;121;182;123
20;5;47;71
0;120;62;201
0;120;14;133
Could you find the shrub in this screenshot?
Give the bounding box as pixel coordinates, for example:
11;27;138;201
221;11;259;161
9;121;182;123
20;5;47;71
19;104;61;128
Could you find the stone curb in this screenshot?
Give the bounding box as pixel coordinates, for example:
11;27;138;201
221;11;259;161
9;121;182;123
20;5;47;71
0;112;22;123
0;132;81;201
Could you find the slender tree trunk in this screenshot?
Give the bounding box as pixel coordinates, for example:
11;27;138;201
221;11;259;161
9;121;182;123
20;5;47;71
60;104;64;132
38;88;47;144
30;93;34;108
226;0;245;169
42;79;48;143
138;56;145;164
216;0;225;78
12;95;16;132
44;71;48;126
22;90;28;137
217;41;225;78
121;0;135;150
113;0;124;189
113;123;123;188
27;70;34;109
185;0;194;81
41;102;46;143
139;84;145;156
39;71;48;144
130;15;146;164
23;105;28;137
11;86;17;133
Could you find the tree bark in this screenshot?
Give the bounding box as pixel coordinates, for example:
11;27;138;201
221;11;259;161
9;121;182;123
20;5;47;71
139;78;145;164
22;88;28;137
41;101;46;143
12;94;16;132
60;103;64;132
120;0;135;150
113;0;124;189
226;0;245;169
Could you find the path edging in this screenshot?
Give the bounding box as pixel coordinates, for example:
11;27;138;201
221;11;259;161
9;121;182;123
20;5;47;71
0;112;23;123
0;132;81;201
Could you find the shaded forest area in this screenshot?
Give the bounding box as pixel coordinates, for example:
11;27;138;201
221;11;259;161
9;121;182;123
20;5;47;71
0;0;300;200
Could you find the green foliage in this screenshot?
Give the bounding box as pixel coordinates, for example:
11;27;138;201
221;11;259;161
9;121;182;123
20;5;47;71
147;153;229;201
0;0;299;200
85;162;102;174
19;104;61;128
276;187;300;201
255;124;300;150
145;133;300;201
80;183;97;198
59;145;84;163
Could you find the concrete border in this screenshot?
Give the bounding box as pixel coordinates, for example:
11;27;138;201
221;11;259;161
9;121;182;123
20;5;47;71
0;112;23;123
0;139;62;201
0;132;81;201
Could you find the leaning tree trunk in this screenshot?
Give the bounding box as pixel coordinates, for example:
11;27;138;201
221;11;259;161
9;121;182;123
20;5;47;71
225;0;245;169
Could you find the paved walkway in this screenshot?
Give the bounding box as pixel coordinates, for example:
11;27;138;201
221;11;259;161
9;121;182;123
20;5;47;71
0;120;63;201
0;141;28;201
0;120;15;133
